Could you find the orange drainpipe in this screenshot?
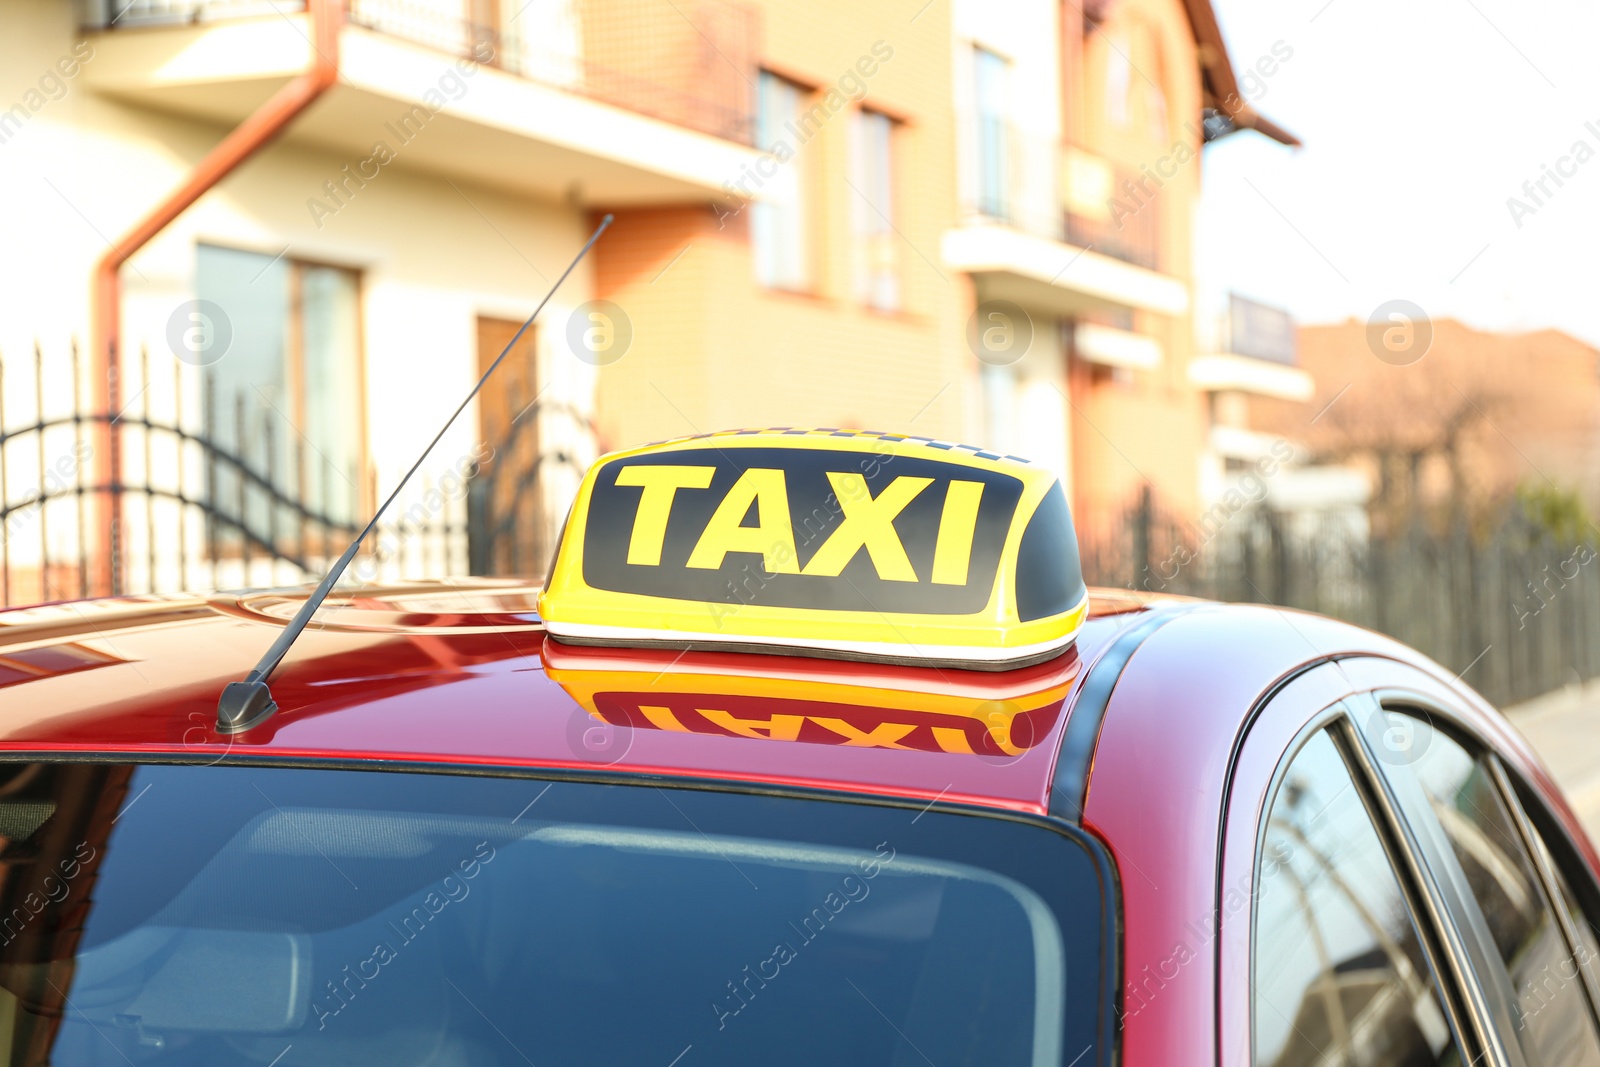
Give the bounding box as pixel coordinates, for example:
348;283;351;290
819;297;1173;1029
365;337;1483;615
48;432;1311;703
89;0;341;596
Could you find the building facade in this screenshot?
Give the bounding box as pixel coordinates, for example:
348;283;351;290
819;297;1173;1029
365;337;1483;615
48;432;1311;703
1257;319;1600;529
0;0;1289;604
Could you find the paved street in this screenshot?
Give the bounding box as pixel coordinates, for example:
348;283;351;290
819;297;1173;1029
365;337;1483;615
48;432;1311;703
1512;681;1600;844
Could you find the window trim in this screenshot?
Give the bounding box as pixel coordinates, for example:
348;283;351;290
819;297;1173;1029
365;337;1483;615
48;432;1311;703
1244;701;1486;1066
0;752;1126;1067
1487;753;1600;1030
850;105;901;312
195;242;371;521
1373;688;1600;1052
751;69;815;295
1342;694;1527;1067
970;44;1011;222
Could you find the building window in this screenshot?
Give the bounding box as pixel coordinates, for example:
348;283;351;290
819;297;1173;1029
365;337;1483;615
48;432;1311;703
197;245;364;535
980;363;1018;457
1147;81;1169;142
1105;38;1131;127
972;46;1010;219
851;109;899;311
751;71;809;291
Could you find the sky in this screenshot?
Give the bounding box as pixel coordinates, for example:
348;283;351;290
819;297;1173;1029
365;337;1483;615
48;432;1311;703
1195;0;1600;348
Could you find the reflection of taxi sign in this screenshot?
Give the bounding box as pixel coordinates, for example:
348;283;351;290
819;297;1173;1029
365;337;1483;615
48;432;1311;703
542;640;1081;759
539;429;1088;668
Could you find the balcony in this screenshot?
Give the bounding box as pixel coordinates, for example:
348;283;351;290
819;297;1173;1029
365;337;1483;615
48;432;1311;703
1190;296;1315;401
81;0;763;204
1059;147;1160;272
943;124;1186;318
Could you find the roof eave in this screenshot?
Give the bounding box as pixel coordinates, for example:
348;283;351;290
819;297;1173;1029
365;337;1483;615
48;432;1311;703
1185;0;1303;148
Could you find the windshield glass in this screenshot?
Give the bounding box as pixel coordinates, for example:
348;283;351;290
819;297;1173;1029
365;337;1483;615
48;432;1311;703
0;763;1110;1066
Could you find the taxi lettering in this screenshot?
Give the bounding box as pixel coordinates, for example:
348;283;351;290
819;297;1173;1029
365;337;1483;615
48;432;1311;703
615;464;984;585
590;692;1067;758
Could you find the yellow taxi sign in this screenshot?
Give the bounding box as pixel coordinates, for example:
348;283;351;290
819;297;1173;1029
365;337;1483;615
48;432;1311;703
537;429;1088;668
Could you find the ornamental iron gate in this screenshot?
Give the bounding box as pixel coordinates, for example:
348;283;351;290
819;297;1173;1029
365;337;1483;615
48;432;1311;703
0;339;587;608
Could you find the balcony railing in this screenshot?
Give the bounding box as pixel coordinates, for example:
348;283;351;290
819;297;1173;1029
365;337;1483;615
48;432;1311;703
960;123;1163;272
88;0;758;146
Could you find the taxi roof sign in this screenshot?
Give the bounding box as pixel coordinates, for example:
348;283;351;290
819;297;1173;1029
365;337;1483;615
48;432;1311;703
538;429;1088;669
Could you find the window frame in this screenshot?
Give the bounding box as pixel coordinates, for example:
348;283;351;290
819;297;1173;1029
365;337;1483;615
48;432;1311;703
1218;657;1547;1067
0;756;1127;1067
1490;751;1600;1035
1506;761;1600;1013
1228;655;1600;1067
1372;690;1600;1060
970;44;1011;221
1342;692;1532;1066
195;242;370;527
1243;701;1486;1066
849;105;900;311
750;69;814;294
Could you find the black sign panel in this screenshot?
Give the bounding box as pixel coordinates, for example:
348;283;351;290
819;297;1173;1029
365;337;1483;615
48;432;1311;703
581;448;1025;615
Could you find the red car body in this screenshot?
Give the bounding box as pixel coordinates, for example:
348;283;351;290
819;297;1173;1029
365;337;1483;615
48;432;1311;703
1;580;1594;1065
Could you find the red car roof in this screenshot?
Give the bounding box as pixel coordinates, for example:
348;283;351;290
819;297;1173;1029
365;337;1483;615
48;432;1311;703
0;579;1472;814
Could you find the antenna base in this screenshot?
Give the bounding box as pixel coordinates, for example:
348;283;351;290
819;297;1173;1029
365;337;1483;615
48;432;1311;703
217;676;278;734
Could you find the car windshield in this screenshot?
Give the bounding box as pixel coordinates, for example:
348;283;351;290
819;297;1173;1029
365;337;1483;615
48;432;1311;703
0;763;1110;1066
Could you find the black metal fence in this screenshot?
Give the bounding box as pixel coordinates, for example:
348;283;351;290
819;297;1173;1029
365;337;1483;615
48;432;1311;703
9;337;1596;709
0;340;584;607
1080;487;1600;709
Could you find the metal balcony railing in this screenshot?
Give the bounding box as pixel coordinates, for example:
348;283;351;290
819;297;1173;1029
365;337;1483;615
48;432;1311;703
960;123;1164;273
88;0;758;145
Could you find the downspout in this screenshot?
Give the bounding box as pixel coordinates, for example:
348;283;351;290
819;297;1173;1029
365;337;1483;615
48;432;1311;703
89;0;341;596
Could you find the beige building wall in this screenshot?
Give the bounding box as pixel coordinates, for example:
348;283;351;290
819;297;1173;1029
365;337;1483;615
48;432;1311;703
593;0;969;451
1069;0;1209;521
0;0;696;593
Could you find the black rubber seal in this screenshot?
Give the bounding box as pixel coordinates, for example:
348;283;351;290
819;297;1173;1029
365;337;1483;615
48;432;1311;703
1049;606;1195;822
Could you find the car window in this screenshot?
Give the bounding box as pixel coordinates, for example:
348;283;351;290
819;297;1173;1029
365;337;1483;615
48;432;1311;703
1522;809;1600;998
1254;727;1462;1066
0;762;1111;1066
1403;714;1600;1067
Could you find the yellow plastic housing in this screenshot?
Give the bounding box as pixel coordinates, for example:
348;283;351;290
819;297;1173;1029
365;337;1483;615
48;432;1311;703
537;428;1088;669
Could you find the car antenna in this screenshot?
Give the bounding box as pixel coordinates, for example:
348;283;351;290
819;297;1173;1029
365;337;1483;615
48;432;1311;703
215;214;614;734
